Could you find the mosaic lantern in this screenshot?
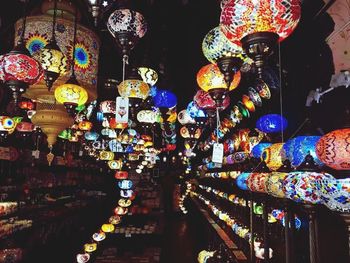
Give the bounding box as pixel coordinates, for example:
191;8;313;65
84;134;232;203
101;224;115;233
236;172;250;190
118;198;132;208
137;110;157;123
118;179;133;190
92;232;106;242
194;89;230;111
256;114;288;133
153;89;177;108
76;253;90;263
108;160;123;170
55;78;88;108
84;243;97;253
118;79;150;99
262;143;285;171
177;109;196;125
137;67;158;86
246;173;269;193
266;172;288;198
115;171;128;180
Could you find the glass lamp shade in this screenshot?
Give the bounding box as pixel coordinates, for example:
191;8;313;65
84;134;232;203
0;117;15;131
262;143;285;171
55;80;88;106
177;109;196;125
118;79;150;99
108;160;123;170
101;224;115;233
92;232;106;242
196;64;241;92
316;178;350;212
16;121;34;133
266;172;288;198
99;151;114;161
251;143;272;158
194;90;230;110
76;253;90;263
84;131;99;141
107;9;147;53
220;0;301;45
283;171;334;204
137;110;157;123
118;179;133;190
84;243;97;253
115;171;128;180
137;67;158;86
18;100;35;110
109;215;122;225
316;128;350;170
114;206;128;215
99;100;116;114
283;136;323;168
242;94;255;112
246;173;269;193
236;172;250;190
180;125;202;139
118;198;132;207
0;52;42;86
256;114;288;133
78;121;93;131
153;89;177;108
120;189;134;198
186;101;207;119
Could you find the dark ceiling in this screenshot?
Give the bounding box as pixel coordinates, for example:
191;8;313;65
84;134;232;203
0;0;349;139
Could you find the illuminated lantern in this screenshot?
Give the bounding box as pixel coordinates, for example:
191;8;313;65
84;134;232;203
118;79;150;99
118;198;132;207
316;128;350;170
118;179;133;189
92;232;106;242
108;160;123;170
266;172;288;198
76;253;90;263
16;121;35;133
55;80;88;108
220;0;301;77
186;101;207;119
196;64;241;107
246;173;269;193
99;151;114;161
84;131;99;141
242;94;255;112
99;100;116;114
194;90;230;111
115;171;128;180
153;89;177;108
84;243;97;253
248;86;262;107
262;143;285;171
78;121;92;131
137;110;157;123
137;67;158;86
109;215;122;225
283;171;333;204
114;206;128;215
283;136;323;168
120;189;134;198
177;109;195;125
107;9;147;56
101;223;115;233
256;114;288;133
251;143;272;159
18;100;35;110
236;172;250;190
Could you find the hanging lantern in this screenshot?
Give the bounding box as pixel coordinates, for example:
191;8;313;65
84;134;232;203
120;189;134;198
246;173;269;193
256;114;288;133
196;64;241;107
137;110;157;123
16;121;34;133
101;223;115;233
153;89;177;109
108;159;123;170
186;101;207;119
220;0;301;77
194;90;230;111
55;78;88;110
92;232;106;242
236;172;250;190
316;128;350;171
115;171;128;180
118;79;150;99
118;198;132;208
262;143;285;171
76;253;90;263
251;142;272;159
114;206;128;215
266;172;288;198
137;67;158;86
84;243;97;253
107;9;147;56
177;109;196;125
18;100;35;110
109;215;122;225
78;121;93;131
118;179;133;190
100;100;116;114
99;151;114;160
84;131;99;141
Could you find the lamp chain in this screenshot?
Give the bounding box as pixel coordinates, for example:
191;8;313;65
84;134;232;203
122;54;129;82
71;6;78;77
278;42;284;143
51;0;58;41
19;0;28;44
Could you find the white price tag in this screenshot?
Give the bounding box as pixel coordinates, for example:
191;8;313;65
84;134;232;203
32;150;40;159
115;97;129;124
212;143;223;164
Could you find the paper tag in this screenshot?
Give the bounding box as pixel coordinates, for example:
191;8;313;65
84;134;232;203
79;150;83;157
212;143;223;164
32;150;40;159
115;97;129;124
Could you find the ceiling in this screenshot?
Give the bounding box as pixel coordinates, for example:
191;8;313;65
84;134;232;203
0;0;348;142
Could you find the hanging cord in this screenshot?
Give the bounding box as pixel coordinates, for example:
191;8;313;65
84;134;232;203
278;42;285;143
216;107;220;144
71;6;78;77
51;0;58;41
122;54;129;82
19;0;28;45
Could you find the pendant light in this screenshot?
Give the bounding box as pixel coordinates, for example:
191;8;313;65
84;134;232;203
0;0;42;108
36;0;69;91
55;6;88;116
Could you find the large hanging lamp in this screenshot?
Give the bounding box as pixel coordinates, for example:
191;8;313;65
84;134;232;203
55;6;88;116
220;0;301;78
0;2;42;107
35;0;69;90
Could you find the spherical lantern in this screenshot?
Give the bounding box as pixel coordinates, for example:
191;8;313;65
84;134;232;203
92;232;106;242
316;128;350;170
101;224;115;233
220;0;301;77
115;171;128;180
194;90;230;111
246;173;269;193
186;101;207;119
118;198;132;208
120;189;134;198
84;243;97;253
236;172;250;190
76;253;90;263
100;100;116;114
84;131;99;141
118;179;133;190
109;215;122;225
251;142;272;158
99;151;114;161
137;67;158;86
262;143;285;171
78;121;93;131
266;172;288;198
283;136;323;168
16;121;35;133
108;159;123;170
137;110;157;123
118;79;150;99
54;78;88;109
256;114;288;133
114;206;128;215
283;171;334;204
107;9;147;56
177;109;196;125
153;89;177;109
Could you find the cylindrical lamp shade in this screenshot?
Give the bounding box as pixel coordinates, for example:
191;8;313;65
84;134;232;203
262;143;285;171
316;128;350;170
283;171;334;204
196;64;241;92
220;0;301;45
